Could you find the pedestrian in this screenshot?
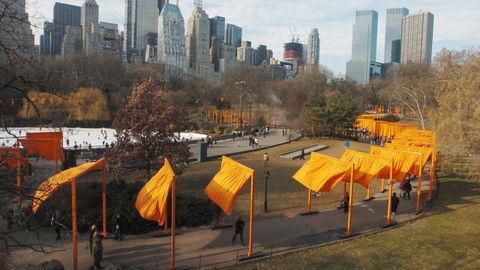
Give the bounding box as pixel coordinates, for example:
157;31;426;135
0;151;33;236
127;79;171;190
254;137;259;147
50;209;61;241
391;192;400;223
232;217;245;245
344;139;350;148
92;229;103;269
89;225;96;256
404;179;412;199
340;192;349;213
114;213;123;241
300;149;305;160
263;152;269;168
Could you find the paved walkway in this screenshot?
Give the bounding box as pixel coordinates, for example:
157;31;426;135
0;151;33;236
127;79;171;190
190;129;301;160
9;177;434;269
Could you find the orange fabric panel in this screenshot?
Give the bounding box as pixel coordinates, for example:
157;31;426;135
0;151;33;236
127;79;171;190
293;152;351;192
27;132;64;162
340;150;389;188
204;156;253;215
355;119;377;133
135;158;175;225
0;148;28;168
370;147;419;181
385;144;432;175
32;158;105;213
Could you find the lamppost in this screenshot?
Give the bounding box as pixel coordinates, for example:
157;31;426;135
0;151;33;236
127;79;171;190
234;81;247;128
264;170;270;213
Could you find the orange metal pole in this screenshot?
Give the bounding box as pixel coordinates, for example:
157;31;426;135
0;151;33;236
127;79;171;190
164;203;168;234
343;181;347;196
248;171;255;257
428;149;435;201
307;189;312;214
381;178;385;192
102;162;107;237
386;159;394;225
171;176;176;269
366;182;371;199
416;156;423;213
71;177;78;270
346;165;354;236
16;144;21;205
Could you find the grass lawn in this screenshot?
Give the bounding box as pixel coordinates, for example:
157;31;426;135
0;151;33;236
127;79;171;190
230;177;480;270
176;138;378;219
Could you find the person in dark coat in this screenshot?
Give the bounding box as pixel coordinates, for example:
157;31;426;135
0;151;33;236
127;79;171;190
89;225;96;256
114;213;123;241
391;192;400;222
404;180;412;199
92;230;103;269
300;149;305;160
341;192;350;213
232;217;245;245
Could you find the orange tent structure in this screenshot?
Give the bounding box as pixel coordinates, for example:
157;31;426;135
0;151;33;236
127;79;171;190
0;147;29;204
135;158;177;269
19;131;64;173
32;158;107;270
293;153;358;236
204;156;256;257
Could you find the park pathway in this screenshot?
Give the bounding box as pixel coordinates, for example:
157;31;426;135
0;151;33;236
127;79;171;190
9;176;433;269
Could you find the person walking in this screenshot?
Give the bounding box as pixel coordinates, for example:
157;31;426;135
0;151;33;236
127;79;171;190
92;229;103;269
232;217;245;245
89;225;96;256
263;152;269;168
391;192;400;223
404;179;412;199
299;149;305;160
114;213;124;241
340;192;349;213
50;209;61;241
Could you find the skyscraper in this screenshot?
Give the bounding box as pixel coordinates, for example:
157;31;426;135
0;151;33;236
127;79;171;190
157;1;187;74
256;44;267;65
100;22;122;57
40;22;54;55
210;16;225;41
81;0;101;55
185;2;216;81
384;8;409;63
52;3;81;55
307;28;320;66
346;10;378;85
62;25;82;56
209;16;225;72
134;0;160;62
123;0;134;62
225;23;242;47
401;12;434;64
0;0;34;58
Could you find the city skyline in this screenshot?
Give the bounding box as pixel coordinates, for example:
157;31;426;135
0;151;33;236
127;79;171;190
28;0;480;75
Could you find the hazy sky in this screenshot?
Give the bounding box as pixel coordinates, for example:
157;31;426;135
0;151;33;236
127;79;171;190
27;0;480;75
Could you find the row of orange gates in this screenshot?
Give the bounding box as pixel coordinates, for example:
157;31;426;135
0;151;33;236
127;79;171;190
3;123;436;269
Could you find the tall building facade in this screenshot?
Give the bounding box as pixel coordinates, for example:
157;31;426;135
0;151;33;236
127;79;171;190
256;44;267;65
157;1;187;74
52;3;81;55
209;16;225;72
346;10;378;85
237;41;256;65
100;22;122;57
210;16;225;41
40;22;54;55
62;25;82;56
134;0;160;62
225;23;242;47
401;12;434;64
185;4;216;81
123;0;134;62
81;0;100;54
0;0;34;58
307;28;320;66
384;8;409;63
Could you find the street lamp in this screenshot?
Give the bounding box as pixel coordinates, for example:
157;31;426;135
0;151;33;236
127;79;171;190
234;81;247;128
264;170;270;213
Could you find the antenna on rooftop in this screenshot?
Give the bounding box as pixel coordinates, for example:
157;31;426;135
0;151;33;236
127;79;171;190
194;0;202;9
